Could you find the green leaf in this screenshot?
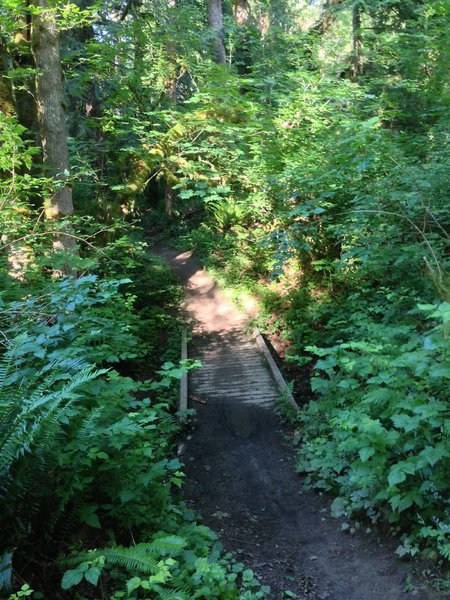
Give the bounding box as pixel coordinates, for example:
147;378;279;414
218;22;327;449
96;451;109;460
61;569;83;590
366;116;379;126
78;505;101;529
391;413;420;432
388;468;406;487
126;577;142;594
84;567;101;586
242;569;254;582
359;447;375;462
179;189;195;199
429;364;450;379
330;497;347;518
431;302;450;323
419;445;448;466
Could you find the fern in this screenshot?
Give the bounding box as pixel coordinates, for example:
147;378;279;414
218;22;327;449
63;544;159;574
156;589;189;600
0;355;101;478
148;535;187;556
98;545;160;574
62;535;187;574
0;339;104;558
0;551;13;592
51;407;104;508
207;198;248;231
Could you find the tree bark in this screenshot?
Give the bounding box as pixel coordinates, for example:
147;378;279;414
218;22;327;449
208;0;226;65
233;0;250;26
6;12;41;148
31;0;74;227
352;2;363;78
314;0;344;35
165;185;175;217
0;39;15;116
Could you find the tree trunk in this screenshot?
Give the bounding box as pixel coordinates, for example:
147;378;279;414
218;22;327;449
7;13;41;148
232;0;254;77
352;2;363;78
208;0;226;65
31;0;74;231
257;11;270;37
233;0;250;26
0;39;15;116
165;185;175;217
315;0;344;35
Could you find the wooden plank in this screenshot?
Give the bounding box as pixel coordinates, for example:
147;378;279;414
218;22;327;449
179;328;188;418
253;326;299;411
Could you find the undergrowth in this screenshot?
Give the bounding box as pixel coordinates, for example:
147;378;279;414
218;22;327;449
0;197;267;599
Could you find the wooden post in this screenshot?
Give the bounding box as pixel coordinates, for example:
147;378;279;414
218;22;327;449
179;328;188;418
253;326;299;411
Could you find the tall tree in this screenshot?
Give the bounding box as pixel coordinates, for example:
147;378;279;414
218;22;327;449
1;6;41;146
31;0;74;234
233;0;250;26
208;0;226;64
351;1;363;77
0;38;14;115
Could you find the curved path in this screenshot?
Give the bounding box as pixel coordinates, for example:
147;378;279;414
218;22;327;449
154;248;443;600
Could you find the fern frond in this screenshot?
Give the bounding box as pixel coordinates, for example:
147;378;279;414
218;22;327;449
0;343;15;391
38;356;90;377
156;588;189;600
68;407;103;459
149;535;186;556
101;546;159;573
0;339;103;523
0;551;13;592
62;536;187;579
62;544;160;574
0;363;101;472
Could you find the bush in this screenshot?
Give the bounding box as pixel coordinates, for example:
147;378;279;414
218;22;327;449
296;302;450;562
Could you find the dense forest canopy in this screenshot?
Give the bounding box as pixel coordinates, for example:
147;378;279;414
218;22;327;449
0;0;449;596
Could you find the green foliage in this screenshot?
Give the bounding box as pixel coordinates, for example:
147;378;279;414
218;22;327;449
0;270;180;557
0;249;263;597
96;231;184;370
296;303;450;560
0;174;263;600
6;583;34;600
0;342;102;495
61;527;268;599
207;197;250;232
0;114;47;248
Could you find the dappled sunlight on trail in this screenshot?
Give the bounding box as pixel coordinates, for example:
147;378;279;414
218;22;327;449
173;250;249;333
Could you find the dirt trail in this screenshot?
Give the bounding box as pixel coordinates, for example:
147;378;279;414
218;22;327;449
154;248;445;600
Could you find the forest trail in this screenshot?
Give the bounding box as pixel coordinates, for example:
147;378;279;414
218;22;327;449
154;248;441;600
